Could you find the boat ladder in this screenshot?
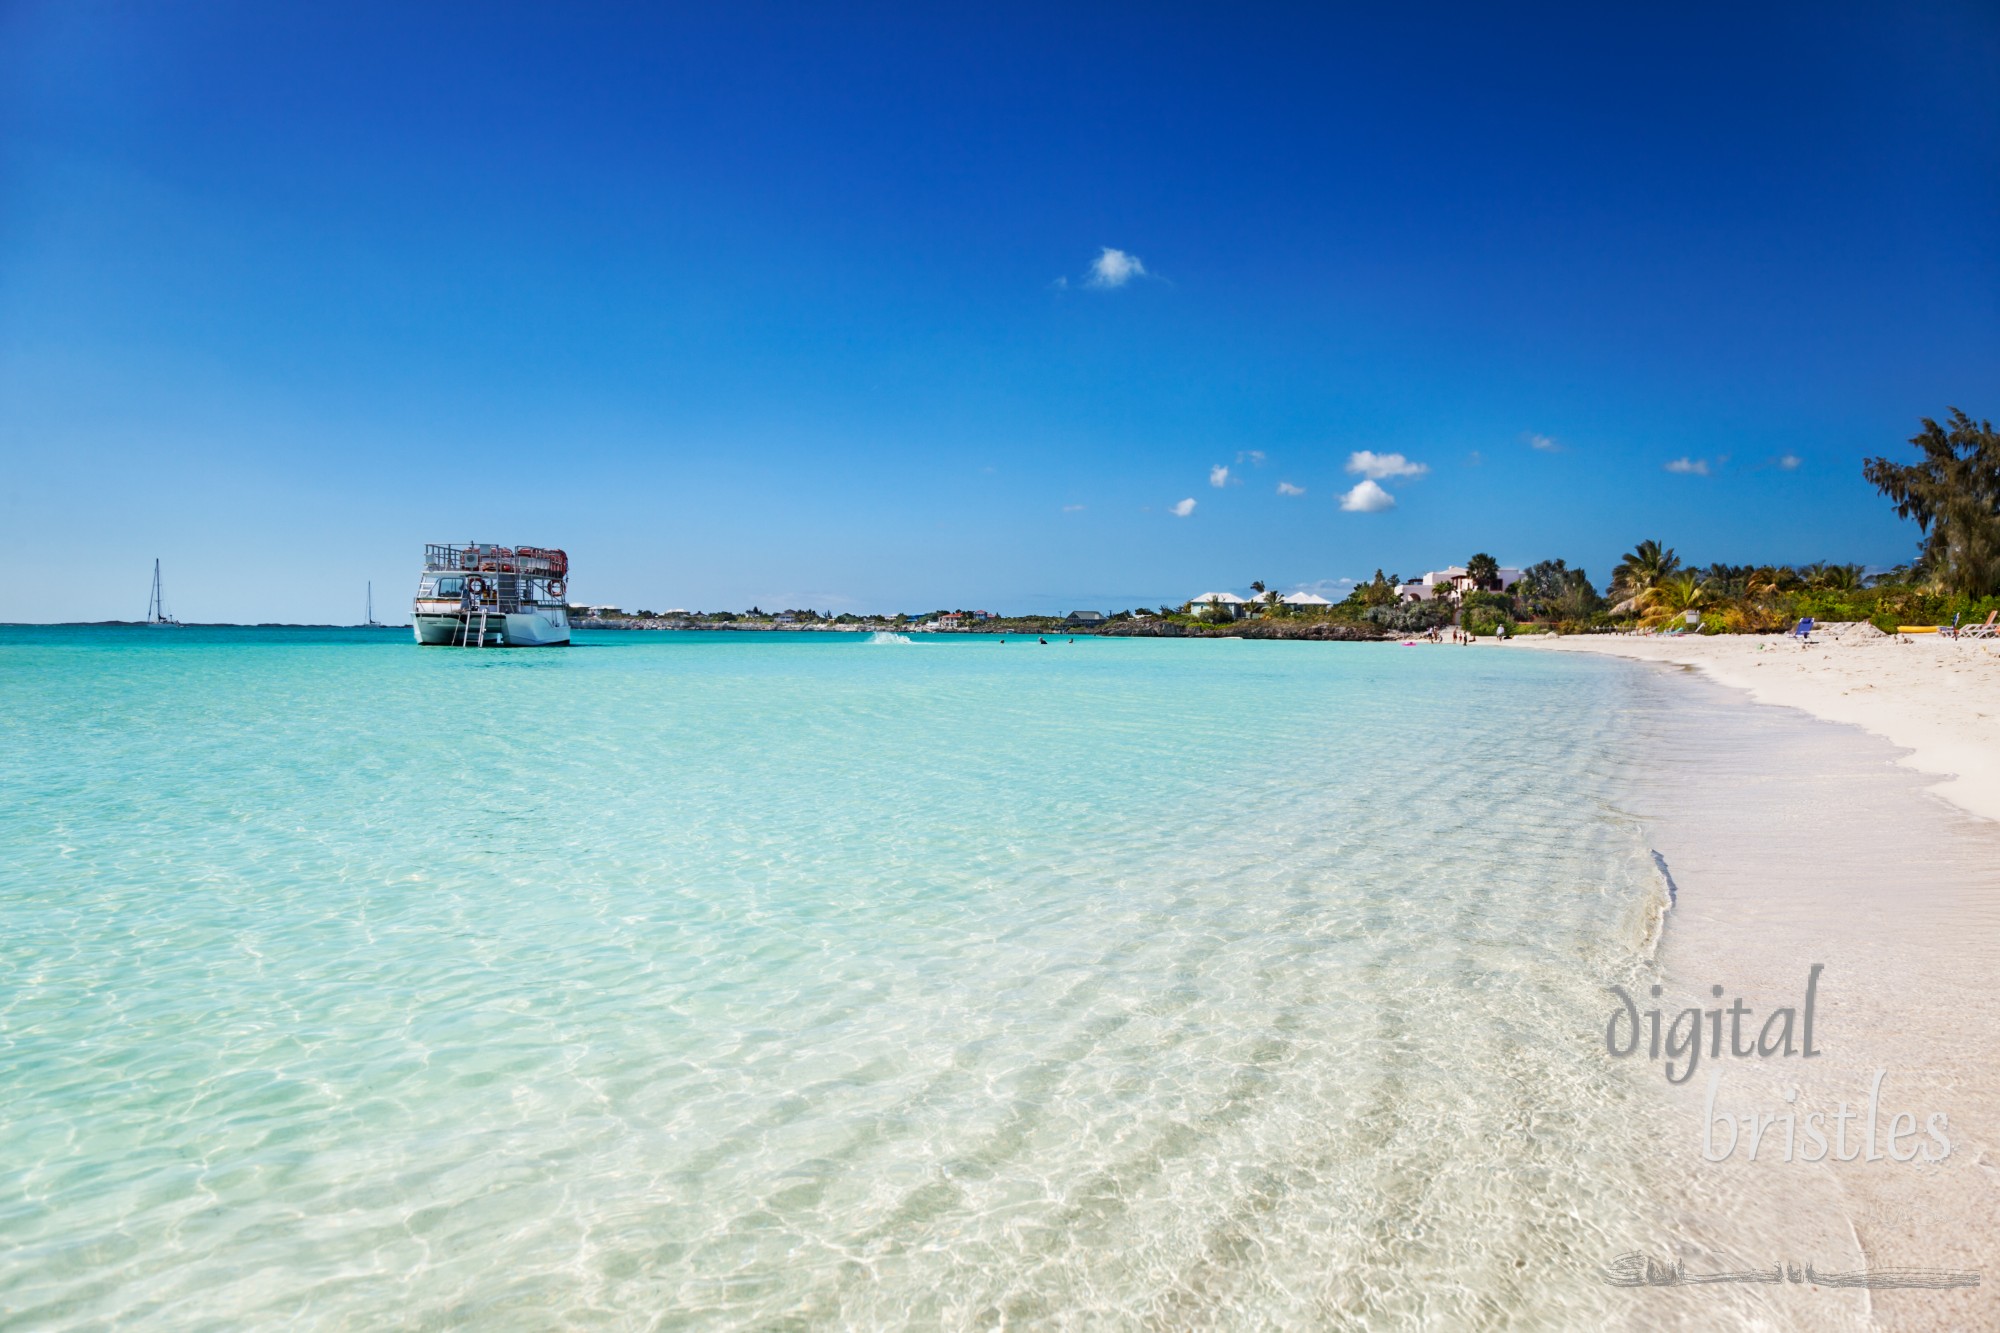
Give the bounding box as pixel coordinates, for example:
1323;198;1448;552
460;606;492;647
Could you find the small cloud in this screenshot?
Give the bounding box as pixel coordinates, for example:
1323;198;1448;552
1209;464;1230;488
1345;450;1429;481
1062;504;1086;512
1526;432;1563;453
1235;449;1266;466
1664;457;1711;476
1467;450;1483;466
1049;276;1069;291
1276;481;1305;496
1339;479;1396;513
1086;247;1147;289
1778;454;1802;470
1169;497;1196;517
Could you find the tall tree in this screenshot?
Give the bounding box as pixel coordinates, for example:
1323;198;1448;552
1515;560;1603;620
1465;553;1501;590
1863;409;2000;597
1611;540;1680;600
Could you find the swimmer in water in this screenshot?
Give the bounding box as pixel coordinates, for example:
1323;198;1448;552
1038;637;1048;644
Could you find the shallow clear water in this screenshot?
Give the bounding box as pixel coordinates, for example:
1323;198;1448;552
2;628;1697;1327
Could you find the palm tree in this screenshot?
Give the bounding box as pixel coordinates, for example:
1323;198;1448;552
1612;540;1680;602
1745;566;1785;598
1641;571;1707;626
1465;553;1500;591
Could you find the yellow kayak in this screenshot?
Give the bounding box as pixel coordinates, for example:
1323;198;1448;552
1897;625;1940;634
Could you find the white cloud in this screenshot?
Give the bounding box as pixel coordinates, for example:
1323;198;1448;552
1526;433;1563;452
1209;464;1230;488
1049;276;1069;290
1778;454;1802;470
1169;497;1196;517
1276;481;1305;496
1236;449;1266;465
1062;504;1086;512
1345;450;1429;481
1664;457;1711;476
1086;247;1147;289
1339;479;1396;513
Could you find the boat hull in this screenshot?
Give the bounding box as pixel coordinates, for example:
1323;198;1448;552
413;608;570;647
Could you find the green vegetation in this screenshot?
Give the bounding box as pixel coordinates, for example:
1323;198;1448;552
1863;408;2000;599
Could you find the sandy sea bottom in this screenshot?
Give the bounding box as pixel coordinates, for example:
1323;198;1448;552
0;628;1992;1329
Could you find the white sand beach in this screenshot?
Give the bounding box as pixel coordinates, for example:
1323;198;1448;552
1518;630;2000;823
1517;630;2000;1330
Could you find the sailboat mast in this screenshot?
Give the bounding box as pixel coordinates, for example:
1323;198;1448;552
150;559;162;623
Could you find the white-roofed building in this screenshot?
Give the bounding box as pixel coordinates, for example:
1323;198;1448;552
1189;591;1247;621
1397;566;1523;603
1282;591;1332;606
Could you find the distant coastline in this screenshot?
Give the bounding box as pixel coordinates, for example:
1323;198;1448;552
571;616;1387;639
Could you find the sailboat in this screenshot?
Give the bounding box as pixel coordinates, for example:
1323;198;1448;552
365;581;384;628
145;559;183;627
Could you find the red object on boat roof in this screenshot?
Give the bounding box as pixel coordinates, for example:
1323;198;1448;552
517;546;568;577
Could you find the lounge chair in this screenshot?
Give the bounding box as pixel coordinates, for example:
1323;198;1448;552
1791;617;1815;642
1962;610;1999;639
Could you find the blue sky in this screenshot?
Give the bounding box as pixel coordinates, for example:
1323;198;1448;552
3;2;1997;620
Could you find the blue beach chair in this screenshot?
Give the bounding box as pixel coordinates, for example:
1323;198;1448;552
1790;617;1814;642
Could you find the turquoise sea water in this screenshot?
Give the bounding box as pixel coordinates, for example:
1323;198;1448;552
1;627;1690;1327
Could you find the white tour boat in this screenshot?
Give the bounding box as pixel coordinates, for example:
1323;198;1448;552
412;543;571;647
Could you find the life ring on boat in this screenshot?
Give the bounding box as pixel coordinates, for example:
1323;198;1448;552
547;578;565;599
465;576;488;596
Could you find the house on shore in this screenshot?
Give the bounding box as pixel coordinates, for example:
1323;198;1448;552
1188;591;1247;620
1065;611;1107;627
1397;566;1523;603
